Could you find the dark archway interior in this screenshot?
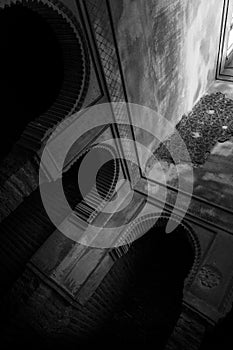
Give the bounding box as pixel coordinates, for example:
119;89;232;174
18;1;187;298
0;4;64;159
62;147;119;215
97;220;195;347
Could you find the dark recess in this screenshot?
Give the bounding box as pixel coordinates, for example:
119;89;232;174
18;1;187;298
0;4;64;158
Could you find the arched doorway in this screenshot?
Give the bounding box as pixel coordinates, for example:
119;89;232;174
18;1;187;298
0;0;89;160
97;215;196;347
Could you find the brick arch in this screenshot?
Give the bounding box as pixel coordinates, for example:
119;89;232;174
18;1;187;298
114;212;201;287
0;0;90;153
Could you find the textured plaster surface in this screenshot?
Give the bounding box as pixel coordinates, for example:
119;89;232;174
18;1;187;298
111;0;224;168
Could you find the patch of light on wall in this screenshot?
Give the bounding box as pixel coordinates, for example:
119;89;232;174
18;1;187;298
227;14;233;57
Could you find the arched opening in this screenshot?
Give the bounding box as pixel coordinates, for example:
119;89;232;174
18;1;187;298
62;146;120;220
0;1;89;160
96;216;195;347
0;4;63;157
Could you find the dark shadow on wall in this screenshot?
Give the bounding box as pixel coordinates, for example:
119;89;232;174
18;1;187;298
200;309;233;350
